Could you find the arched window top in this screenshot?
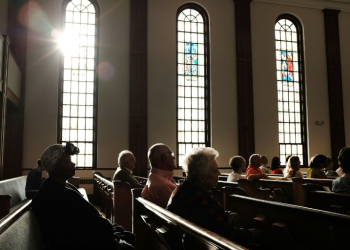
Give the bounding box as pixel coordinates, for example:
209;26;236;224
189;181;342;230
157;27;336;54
178;9;203;23
66;0;95;13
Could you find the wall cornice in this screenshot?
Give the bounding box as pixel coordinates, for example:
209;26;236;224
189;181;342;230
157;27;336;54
253;0;350;12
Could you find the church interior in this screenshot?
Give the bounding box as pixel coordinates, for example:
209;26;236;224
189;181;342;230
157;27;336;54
0;0;350;249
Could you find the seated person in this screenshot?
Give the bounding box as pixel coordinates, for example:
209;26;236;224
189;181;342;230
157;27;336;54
283;156;303;178
259;155;270;174
324;157;338;177
270;157;283;174
245;154;268;180
142;143;177;208
112;150;144;188
306;154;328;179
227;156;246;182
32;142;135;250
167;147;254;246
332;147;350;194
25;159;46;198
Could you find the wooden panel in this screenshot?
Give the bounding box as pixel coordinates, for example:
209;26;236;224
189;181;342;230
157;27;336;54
323;9;345;167
129;0;148;177
234;0;255;162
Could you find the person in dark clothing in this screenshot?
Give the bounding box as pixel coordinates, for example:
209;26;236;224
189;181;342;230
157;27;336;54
25;159;46;198
167;147;254;246
32;142;135;250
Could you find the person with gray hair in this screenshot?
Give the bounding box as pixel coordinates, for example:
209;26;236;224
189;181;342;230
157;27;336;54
141;143;177;208
167;147;254;246
112;150;143;188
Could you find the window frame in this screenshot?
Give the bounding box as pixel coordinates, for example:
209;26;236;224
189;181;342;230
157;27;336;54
58;0;100;169
275;14;308;167
176;3;211;168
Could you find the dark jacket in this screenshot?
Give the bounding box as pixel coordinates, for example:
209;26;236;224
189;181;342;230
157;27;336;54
112;167;144;188
167;179;252;245
32;178;122;249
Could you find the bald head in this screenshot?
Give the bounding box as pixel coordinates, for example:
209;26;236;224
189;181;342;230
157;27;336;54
148;143;175;171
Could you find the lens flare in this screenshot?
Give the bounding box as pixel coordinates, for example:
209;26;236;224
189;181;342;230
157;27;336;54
97;62;115;81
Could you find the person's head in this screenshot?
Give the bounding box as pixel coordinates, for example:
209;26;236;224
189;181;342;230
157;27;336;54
249;154;261;168
148;143;176;171
260;155;268;165
309;154;327;169
229;156;246;173
338;147;350;174
40;142;79;180
183;147;220;190
118;150;137;171
37;159;45;172
270;157;281;170
288;156;300;172
325;157;333;170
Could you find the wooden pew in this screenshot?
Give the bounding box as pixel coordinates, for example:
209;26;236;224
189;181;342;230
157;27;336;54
250;179;293;203
0;176;28;220
133;195;248;250
302;184;350;215
93;172;143;231
93;172;114;221
227;194;350;250
292;177;333;206
113;180;143;231
0;200;44;250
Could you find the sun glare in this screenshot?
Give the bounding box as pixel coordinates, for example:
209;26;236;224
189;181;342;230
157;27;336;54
57;31;80;57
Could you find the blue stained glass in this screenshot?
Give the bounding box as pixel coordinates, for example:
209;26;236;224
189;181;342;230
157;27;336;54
281;51;293;81
185;43;198;75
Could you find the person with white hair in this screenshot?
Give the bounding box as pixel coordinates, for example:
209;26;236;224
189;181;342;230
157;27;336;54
32;142;135;250
167;147;254;246
141;143;177;208
112;150;144;188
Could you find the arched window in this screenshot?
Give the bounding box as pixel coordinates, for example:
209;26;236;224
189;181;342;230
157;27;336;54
58;0;99;168
176;4;210;167
275;15;307;166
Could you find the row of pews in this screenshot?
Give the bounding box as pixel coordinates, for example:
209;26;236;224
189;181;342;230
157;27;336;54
92;172;350;249
1;172;349;249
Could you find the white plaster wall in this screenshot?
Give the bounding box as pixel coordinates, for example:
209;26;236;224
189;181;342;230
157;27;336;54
251;2;331;164
22;0;130;175
148;0;237;168
0;0;8;34
339;12;350;146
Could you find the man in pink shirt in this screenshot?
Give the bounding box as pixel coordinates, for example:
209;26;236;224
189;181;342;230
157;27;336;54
142;143;177;208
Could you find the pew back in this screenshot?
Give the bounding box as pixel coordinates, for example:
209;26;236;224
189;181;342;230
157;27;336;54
227;194;350;250
0;200;44;250
133;196;248;250
0;176;27;219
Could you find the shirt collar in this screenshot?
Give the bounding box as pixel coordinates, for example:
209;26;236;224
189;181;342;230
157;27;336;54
150;167;174;178
121;166;133;174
